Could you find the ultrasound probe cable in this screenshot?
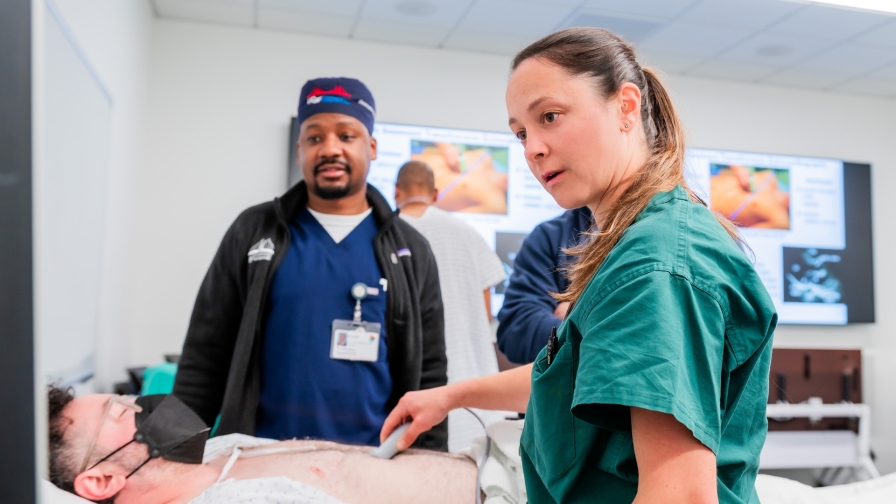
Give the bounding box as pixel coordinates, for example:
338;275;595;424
464;408;492;504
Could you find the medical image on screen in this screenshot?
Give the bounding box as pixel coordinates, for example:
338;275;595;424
411;140;509;215
710;164;791;230
783;247;843;304
494;232;528;294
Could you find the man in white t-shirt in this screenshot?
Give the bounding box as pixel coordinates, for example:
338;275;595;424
395;161;507;452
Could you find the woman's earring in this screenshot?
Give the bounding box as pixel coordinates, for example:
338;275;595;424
624;123;630;129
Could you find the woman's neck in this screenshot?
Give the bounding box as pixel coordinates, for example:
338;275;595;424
588;146;650;229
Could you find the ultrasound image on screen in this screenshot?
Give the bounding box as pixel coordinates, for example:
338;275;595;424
783;247;843;304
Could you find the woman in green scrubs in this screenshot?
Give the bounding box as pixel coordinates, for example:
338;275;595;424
381;27;777;504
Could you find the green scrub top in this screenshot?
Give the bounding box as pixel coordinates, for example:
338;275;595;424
520;185;777;504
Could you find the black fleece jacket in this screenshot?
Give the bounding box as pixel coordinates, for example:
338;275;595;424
173;181;448;450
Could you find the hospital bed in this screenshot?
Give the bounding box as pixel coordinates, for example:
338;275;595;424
466;420;896;504
42;423;896;504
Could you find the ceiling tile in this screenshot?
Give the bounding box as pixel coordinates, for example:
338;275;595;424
686;59;779;81
767;3;890;42
522;0;583;6
578;0;698;20
638;49;705;74
359;0;473;28
829;76;896;98
353;18;450;46
869;63;896;80
637;20;753;59
795;42;896;76
148;0;896;98
852;19;896;49
258;0;362;17
717;32;833;68
256;7;354;37
458;0;575;37
761;69;847;90
441;29;533;55
154;0;253;26
561;10;666;43
680;0;806;30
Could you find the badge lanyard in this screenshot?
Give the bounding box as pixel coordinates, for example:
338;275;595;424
330;282;382;362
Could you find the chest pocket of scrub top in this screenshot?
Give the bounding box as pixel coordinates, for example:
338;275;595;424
521;342;578;476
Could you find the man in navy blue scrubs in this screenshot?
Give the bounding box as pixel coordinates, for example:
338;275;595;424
496;208;590;364
174;78;448;450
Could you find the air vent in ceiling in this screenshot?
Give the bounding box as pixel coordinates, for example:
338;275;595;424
560;12;665;43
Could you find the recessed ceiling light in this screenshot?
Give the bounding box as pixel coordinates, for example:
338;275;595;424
395;1;437;16
756;44;794;57
785;0;896;15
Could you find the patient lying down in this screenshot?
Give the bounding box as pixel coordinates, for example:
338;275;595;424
48;387;477;504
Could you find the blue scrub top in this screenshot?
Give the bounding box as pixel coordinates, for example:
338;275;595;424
255;208;391;445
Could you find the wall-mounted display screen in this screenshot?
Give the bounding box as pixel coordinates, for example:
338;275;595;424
687;149;874;325
289;120;874;325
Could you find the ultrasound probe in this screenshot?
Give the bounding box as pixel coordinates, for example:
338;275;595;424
369;423;410;459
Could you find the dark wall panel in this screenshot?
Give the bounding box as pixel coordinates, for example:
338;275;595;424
0;0;36;501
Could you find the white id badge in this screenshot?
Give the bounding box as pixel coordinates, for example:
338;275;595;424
331;320;382;362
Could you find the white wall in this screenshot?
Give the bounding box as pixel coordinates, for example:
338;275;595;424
133;19;896;471
38;2;114;385
32;0;152;488
45;0;153;390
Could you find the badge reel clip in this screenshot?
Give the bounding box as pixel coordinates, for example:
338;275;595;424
330;282;382;363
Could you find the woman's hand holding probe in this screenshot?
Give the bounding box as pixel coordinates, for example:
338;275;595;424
381;363;534;452
380;386;454;452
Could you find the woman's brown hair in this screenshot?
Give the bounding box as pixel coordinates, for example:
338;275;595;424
511;27;742;303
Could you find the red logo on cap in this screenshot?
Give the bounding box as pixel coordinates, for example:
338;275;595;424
307;85;353;99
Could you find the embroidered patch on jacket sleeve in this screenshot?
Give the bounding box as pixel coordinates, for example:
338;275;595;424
248;238;275;263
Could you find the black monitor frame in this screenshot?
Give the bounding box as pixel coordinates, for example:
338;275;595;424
840;162;875;323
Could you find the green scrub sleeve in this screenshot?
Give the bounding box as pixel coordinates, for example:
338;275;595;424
571;270;726;453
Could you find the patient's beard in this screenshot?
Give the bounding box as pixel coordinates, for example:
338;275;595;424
112;457;213;504
113;444;157;479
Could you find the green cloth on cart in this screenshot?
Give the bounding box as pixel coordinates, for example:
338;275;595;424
141;362;178;395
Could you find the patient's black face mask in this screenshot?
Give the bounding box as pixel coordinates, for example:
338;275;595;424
86;394;210;478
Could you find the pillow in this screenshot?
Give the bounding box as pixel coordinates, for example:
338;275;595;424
41;480;93;504
816;471;896;504
756;473;896;504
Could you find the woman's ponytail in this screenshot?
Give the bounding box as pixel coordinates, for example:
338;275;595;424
642;68;683;167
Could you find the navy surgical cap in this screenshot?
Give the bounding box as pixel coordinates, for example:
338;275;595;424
298;77;376;135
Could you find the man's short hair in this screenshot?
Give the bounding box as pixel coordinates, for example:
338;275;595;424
48;385;114;504
49;385;78;494
396;160;435;193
